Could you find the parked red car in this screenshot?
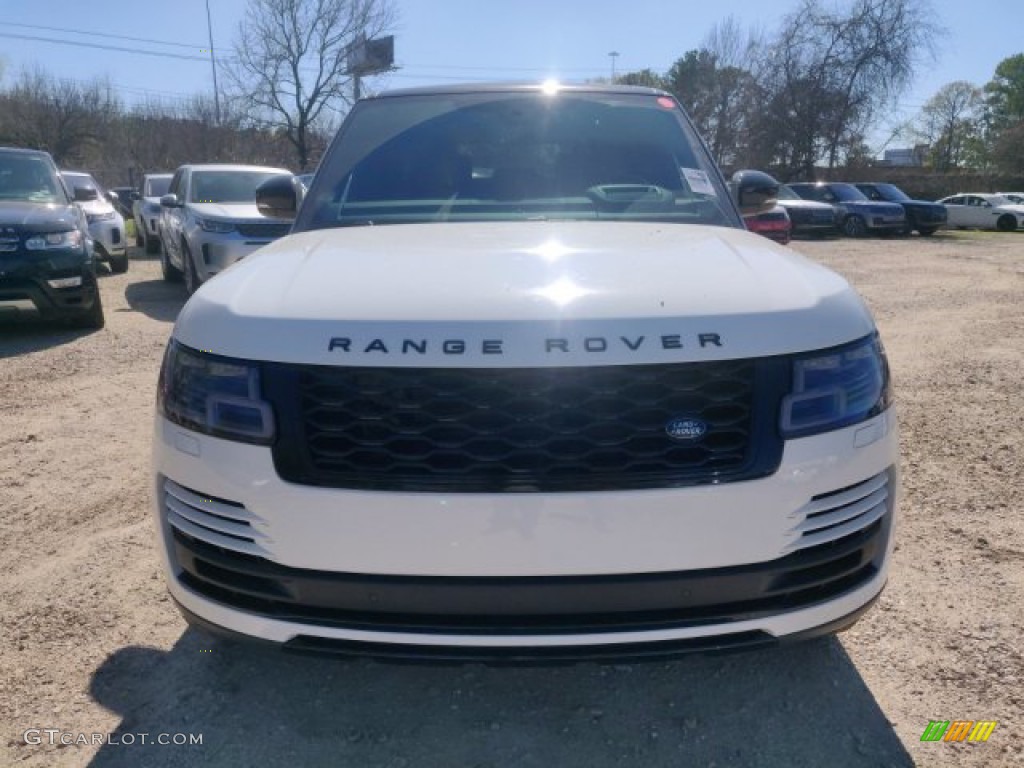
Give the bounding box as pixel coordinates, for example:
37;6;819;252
744;205;792;244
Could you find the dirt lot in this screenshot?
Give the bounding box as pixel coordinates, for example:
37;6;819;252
1;232;1022;767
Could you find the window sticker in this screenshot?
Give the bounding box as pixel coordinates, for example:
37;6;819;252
682;168;716;196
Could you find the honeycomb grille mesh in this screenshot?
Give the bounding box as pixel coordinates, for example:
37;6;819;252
236;221;290;239
268;360;776;492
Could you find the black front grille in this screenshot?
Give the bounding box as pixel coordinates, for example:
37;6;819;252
263;360;787;492
237;221;290;239
171;509;889;635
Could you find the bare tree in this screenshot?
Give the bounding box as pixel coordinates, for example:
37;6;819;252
227;0;396;170
750;0;941;176
0;67;119;166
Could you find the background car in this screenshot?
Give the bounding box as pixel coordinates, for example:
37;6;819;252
108;186;137;219
0;147;103;328
62;171;128;273
744;205;791;244
788;182;905;237
775;183;839;236
133;173;172;254
937;194;1024;231
158;164;293;294
854;182;947;236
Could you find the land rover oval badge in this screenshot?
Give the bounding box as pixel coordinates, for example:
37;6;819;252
665;417;708;441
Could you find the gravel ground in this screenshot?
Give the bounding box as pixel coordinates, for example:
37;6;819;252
1;232;1022;767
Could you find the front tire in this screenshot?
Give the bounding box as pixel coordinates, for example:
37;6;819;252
996;214;1017;232
71;285;105;330
109;253;129;274
160;237;182;283
843;215;867;237
183;242;201;296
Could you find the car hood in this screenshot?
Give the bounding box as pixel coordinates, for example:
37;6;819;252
996;204;1024;214
174;221;876;367
187;202;262;220
776;199;835;211
0;201;81;233
78;199;117;216
902;199;946;209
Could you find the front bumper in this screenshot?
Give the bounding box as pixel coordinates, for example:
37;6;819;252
152;407;899;656
89;217;126;258
0;250;99;321
187;231;276;281
865;218;906;232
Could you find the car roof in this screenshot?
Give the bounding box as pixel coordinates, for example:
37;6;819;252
176;164;291;173
371;82;671;99
0;146;54;158
143;172;173;179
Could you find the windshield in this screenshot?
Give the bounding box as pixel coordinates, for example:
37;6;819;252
872;183;910;202
828;184;869;202
145;176;172;197
0;153;64;204
299;90;738;231
64;172;104;196
777;184;804;201
190;171;281;204
987;195;1012;206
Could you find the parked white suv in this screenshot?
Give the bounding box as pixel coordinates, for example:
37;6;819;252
62;170;128;273
133;172;172;254
158;164;293;294
153;84;899;660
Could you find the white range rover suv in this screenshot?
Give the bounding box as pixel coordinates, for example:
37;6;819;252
153;84;899;661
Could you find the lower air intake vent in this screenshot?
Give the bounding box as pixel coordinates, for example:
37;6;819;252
787;470;892;553
162;479;267;557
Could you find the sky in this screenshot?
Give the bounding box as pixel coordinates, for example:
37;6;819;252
0;0;1019;153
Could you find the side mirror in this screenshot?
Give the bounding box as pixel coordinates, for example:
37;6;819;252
74;185;99;202
256;174;303;220
731;169;779;217
160;193;181;208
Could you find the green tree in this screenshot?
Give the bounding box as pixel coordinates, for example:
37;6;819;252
914;81;983;171
983;54;1024;173
984;53;1024;128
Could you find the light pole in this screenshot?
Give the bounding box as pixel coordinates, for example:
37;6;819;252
608;51;619;82
205;0;221;124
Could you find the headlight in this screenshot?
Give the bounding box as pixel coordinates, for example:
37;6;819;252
25;230;84;250
198;218;236;233
87;211;116;223
780;334;892;438
157;341;275;445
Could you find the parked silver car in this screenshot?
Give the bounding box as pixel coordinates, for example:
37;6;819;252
62;171;129;273
158;164;293;294
133;173;172;254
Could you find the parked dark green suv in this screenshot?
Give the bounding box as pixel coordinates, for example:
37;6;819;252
0;147;104;329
